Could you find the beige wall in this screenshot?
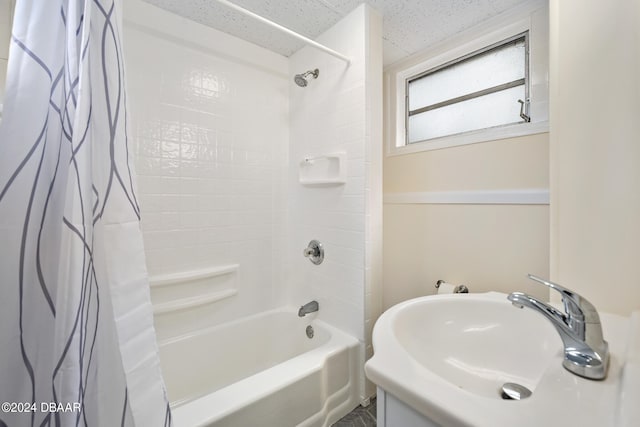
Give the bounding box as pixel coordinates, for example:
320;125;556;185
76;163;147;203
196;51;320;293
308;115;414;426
385;133;549;193
384;203;549;308
383;134;550;309
550;0;640;316
382;1;551;311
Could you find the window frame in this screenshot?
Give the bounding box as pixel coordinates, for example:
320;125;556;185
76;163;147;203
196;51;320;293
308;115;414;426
386;3;549;156
405;32;529;143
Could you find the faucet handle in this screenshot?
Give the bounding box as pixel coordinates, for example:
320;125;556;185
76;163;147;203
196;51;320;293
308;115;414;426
303;240;324;265
526;274;598;323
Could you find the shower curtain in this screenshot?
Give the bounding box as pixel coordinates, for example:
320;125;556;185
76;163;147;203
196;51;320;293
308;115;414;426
0;0;171;426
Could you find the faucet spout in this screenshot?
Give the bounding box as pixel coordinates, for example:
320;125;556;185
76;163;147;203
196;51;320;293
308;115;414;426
507;275;609;380
508;292;576;344
298;300;319;317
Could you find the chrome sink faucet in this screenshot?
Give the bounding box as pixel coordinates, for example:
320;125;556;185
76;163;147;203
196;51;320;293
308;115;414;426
508;274;609;380
298;300;319;317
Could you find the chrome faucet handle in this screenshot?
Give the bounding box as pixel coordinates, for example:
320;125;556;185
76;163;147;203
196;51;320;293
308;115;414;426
527;274;595;323
522;274;609;379
303;240;324;265
510;276;609;380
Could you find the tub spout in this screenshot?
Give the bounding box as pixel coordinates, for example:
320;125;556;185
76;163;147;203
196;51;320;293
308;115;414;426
298;300;319;317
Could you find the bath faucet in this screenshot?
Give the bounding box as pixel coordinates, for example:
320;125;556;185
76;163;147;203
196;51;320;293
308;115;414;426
298;300;319;317
508;274;609;380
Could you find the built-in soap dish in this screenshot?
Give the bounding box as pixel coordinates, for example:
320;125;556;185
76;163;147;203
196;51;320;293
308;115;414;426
299;152;346;185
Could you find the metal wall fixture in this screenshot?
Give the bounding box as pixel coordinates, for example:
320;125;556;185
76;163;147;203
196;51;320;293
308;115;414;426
305;325;315;339
294;69;319;87
435;280;469;293
303;240;324;265
298;300;319;317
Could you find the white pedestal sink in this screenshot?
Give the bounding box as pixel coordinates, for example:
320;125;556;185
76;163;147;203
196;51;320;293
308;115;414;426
365;292;639;427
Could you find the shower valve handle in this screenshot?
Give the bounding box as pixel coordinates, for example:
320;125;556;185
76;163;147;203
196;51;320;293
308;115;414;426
303;240;324;265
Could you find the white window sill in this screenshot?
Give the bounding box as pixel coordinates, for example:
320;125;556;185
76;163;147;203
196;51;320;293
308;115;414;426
386;120;548;157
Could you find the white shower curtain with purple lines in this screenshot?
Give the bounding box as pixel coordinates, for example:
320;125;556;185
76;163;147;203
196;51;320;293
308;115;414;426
0;0;171;426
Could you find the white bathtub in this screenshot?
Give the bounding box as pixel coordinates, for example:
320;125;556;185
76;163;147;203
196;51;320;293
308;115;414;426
158;308;360;427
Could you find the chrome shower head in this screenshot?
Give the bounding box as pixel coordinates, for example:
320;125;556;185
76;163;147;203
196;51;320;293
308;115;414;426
294;69;319;87
294;74;308;87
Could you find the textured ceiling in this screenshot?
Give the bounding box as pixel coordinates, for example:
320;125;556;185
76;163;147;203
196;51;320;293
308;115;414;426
144;0;531;66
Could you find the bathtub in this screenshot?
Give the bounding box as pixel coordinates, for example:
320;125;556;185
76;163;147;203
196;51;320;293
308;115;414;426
158;308;360;427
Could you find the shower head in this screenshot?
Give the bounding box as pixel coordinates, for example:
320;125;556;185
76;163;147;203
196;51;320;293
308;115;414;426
294;69;319;87
294;74;309;87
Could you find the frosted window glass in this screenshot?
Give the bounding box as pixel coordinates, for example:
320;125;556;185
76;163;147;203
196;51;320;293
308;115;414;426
408;37;526;110
408;85;525;143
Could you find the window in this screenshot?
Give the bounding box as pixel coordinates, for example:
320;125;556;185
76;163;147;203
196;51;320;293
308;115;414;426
386;5;549;155
406;33;529;144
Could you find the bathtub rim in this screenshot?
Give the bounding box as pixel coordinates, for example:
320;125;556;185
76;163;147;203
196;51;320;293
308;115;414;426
163;306;360;426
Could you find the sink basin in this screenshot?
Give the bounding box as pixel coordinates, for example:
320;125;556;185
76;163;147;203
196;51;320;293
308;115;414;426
365;292;638;427
394;294;559;398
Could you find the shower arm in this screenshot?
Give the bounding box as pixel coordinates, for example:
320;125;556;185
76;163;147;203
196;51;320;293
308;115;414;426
211;0;351;65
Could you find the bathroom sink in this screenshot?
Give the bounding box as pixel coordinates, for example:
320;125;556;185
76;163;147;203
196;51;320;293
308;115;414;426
365;292;639;427
393;294;559;398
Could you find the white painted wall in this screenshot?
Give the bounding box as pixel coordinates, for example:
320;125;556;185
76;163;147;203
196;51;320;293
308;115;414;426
124;0;289;338
364;6;384;401
550;0;640;315
287;4;382;402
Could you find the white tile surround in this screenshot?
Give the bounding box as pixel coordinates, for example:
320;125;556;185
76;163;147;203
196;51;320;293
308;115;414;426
124;0;289;336
124;0;382;401
288;4;382;402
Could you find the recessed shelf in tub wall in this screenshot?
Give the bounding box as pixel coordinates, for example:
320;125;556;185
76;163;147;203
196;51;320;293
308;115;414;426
149;264;239;314
299;152;346;185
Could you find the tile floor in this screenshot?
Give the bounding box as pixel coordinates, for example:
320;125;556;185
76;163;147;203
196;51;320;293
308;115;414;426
332;398;377;426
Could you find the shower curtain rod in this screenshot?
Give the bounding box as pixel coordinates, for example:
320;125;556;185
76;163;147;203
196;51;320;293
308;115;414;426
212;0;351;65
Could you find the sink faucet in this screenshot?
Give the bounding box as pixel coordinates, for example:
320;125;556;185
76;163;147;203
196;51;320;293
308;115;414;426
298;300;319;317
508;274;609;380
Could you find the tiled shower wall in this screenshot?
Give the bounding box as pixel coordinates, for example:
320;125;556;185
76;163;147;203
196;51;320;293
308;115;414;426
287;5;382;402
124;0;289;330
124;0;383;401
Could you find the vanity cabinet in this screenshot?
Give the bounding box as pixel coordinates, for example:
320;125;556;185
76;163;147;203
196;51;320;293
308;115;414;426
376;388;440;427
